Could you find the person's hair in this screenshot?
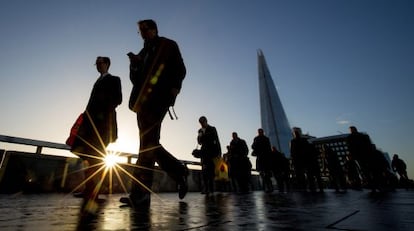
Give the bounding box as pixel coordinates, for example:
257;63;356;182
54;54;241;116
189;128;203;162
349;126;357;133
138;19;158;34
96;56;111;67
292;127;302;136
199;116;207;123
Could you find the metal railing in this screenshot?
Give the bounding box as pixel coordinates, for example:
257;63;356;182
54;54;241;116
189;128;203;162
0;134;200;166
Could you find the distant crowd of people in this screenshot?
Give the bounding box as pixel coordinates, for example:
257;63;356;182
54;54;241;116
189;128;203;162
194;121;411;195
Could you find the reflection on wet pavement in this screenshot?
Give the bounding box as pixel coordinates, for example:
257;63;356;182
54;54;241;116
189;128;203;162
0;190;413;230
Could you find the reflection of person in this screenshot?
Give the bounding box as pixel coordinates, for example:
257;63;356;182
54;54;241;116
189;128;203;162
197;116;221;194
121;19;188;208
70;56;122;215
252;128;273;193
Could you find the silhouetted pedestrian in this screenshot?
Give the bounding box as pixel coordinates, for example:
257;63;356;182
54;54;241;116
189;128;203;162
347;126;375;190
307;142;324;192
290;127;324;192
197;116;222;194
252;128;274;193
223;145;237;192
70;56;122;216
270;146;291;192
370;145;395;192
290;128;307;191
392;154;409;188
121;19;188;208
344;156;362;190
322;144;347;192
229;132;251;193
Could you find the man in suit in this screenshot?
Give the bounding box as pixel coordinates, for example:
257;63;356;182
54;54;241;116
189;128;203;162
229;132;251;193
252;128;273;193
71;56;122;215
121;19;188;208
197;116;221;194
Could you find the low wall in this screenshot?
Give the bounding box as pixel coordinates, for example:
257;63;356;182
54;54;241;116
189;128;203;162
0;150;262;194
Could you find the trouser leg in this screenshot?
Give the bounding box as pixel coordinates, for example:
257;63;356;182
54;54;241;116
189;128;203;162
131;149;155;195
130;112;162;195
154;146;188;182
84;156;103;192
295;168;306;190
202;161;215;193
131;109;187;195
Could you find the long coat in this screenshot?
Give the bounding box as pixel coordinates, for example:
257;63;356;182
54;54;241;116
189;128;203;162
198;125;221;161
72;74;122;153
129;36;186;113
251;135;272;171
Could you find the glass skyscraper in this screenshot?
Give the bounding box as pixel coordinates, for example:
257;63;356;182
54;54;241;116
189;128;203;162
257;50;292;157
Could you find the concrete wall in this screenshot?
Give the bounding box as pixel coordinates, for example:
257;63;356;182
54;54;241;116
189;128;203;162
0;151;262;194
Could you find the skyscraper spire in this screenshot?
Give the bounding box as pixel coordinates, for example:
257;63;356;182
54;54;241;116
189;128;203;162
257;49;292;156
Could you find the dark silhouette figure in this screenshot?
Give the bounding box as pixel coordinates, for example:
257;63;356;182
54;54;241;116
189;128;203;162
371;146;396;192
252;128;274;193
346;126;375;190
322;145;347;192
70;56;122;216
290;127;324;192
197;116;222;194
270;146;291;192
392;154;409;188
229;132;251;193
224;145;240;192
344;156;363;190
121;19;188;208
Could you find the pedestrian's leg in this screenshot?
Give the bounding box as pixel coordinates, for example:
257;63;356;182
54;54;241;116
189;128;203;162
120;113;158;208
154;146;188;181
81;155;104;215
154;145;189;199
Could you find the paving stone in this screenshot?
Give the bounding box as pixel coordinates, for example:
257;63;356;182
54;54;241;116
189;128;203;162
0;190;413;230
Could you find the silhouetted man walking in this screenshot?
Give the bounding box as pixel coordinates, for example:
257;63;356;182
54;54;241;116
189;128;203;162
121;19;188;208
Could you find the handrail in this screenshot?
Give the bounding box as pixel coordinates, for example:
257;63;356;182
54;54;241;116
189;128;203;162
0;134;70;154
0;134;200;166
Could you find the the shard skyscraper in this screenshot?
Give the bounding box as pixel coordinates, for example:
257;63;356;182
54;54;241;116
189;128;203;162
257;50;292;157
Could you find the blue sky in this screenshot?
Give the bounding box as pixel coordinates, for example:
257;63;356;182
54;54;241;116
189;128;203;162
0;0;413;179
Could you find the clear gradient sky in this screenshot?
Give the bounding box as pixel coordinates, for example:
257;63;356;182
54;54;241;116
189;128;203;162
1;1;413;179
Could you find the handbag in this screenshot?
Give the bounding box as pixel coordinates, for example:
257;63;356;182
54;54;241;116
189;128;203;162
214;157;229;181
192;149;203;158
65;113;84;146
192;143;203;158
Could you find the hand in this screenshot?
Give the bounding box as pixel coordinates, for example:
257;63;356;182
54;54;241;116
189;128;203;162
127;52;142;64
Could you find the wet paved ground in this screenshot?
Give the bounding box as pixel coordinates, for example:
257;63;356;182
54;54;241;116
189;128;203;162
0;190;413;230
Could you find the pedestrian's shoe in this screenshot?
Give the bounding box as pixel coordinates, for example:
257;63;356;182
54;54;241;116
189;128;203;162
119;193;150;209
95;198;107;204
73;191;84;198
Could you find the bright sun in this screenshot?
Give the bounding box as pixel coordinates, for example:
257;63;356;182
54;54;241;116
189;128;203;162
104;153;119;168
